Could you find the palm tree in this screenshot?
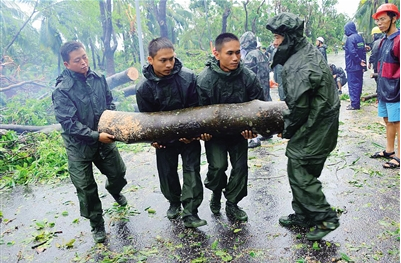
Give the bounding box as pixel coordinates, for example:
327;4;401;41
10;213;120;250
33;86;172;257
355;0;399;39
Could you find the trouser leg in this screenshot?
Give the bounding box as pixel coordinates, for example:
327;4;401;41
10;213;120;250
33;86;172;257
225;139;248;204
347;70;363;109
94;146;127;196
204;140;229;193
180;141;203;217
68;159;104;228
156;147;181;203
287;158;338;224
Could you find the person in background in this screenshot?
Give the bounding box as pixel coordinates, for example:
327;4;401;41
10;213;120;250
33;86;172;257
265;42;275;62
334;44;339;55
343;21;367;110
271;47;285;101
136;37;207;228
240;31;271;148
368;26;384;83
197;33;264;222
369;3;400;170
266;12;340;241
329;63;347;95
316;37;328;62
52;41;128;243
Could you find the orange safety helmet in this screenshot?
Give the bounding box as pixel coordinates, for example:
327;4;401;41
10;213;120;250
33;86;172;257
372;3;400;20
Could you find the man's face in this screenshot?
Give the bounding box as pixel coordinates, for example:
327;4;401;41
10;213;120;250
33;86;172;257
273;34;284;48
315;40;320;46
148;48;175;77
64;48;89;75
214;40;241;72
375;13;393;33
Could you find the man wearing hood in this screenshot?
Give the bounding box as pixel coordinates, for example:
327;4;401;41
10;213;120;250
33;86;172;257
266;12;340;241
240;31;271;148
344;21;367;110
240;31;271;102
136;37;207;228
196;33;264;221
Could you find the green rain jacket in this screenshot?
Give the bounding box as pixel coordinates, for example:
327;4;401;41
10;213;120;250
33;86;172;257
52;68;117;161
196;57;263;105
136;58;198;144
266;12;340;160
136;58;198;112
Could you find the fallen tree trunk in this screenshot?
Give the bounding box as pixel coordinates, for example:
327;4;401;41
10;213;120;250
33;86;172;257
0;80;46;92
361;93;377;101
0;124;61;134
106;67;139;89
98;100;287;144
120;84;137;97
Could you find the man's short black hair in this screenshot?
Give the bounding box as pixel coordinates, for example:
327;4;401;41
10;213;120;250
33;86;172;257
148;37;174;57
60;41;84;62
215;33;239;52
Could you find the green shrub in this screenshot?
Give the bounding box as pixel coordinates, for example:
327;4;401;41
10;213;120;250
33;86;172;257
0;131;68;189
2;93;56;126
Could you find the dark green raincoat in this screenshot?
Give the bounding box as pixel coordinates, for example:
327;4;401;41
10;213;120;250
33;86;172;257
266;12;340;224
52;68;127;227
196;57;263;204
240;31;271;101
136;58;203;218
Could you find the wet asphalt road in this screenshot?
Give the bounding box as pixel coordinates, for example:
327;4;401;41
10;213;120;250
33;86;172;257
0;51;399;263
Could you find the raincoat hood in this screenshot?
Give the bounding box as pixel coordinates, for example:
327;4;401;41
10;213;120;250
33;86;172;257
240;31;257;52
266;12;307;68
344;21;358;37
142;57;183;82
205;56;244;79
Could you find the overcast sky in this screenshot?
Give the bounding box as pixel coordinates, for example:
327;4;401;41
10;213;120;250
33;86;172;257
336;0;360;17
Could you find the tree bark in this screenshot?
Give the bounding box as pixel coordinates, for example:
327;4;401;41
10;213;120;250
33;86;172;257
121;85;137;97
98;100;287;144
0;81;46;92
99;0;118;76
158;0;168;38
221;7;231;33
361;93;377;101
243;0;249;32
106;67;139;89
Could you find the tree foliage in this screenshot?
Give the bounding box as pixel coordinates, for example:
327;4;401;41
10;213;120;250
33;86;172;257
355;0;399;44
0;0;392;92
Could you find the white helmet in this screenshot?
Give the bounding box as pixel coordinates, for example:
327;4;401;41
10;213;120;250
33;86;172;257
317;37;324;43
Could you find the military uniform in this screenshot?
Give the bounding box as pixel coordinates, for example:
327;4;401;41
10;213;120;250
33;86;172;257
196;57;263;206
136;58;203;219
266;13;340;229
52;68;127;228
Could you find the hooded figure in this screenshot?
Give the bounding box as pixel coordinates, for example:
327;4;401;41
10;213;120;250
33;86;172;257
266;12;340;241
240;31;271;101
343;21;366;110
